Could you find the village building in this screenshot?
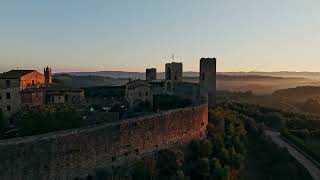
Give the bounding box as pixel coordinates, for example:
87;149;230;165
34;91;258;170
0;70;45;114
0;67;86;117
125;80;153;110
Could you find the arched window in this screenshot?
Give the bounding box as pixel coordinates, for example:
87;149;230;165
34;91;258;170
166;67;172;80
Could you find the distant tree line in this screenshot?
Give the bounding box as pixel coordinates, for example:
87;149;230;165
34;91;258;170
221;102;320;131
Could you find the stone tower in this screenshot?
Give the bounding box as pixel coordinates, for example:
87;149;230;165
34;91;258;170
44;66;52;84
146;68;157;81
165;62;183;82
165;62;183;95
200;58;216;107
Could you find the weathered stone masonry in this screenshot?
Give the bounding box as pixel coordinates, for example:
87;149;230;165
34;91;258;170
0;103;208;180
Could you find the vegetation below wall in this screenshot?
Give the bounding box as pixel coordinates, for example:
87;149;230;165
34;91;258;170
88;106;248;180
0;105;84;139
85;105;313;180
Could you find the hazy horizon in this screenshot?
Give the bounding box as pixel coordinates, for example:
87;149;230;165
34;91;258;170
1;0;320;72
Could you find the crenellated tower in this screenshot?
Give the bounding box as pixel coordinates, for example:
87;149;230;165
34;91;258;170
199;58;216;107
146;68;157;81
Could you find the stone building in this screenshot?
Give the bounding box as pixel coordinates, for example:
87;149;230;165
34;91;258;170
0;70;45;115
20;85;85;111
125;80;153;110
146;68;157;81
45;86;85;105
20;88;45;108
200;58;216;107
0;67;86;117
172;82;200;104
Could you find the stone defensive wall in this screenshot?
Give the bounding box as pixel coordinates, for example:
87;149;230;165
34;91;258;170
0;103;208;180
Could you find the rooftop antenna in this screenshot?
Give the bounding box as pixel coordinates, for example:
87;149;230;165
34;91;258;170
172;53;175;62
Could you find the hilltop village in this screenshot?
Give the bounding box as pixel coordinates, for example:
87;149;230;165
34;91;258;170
0;58;216;180
0;58;317;180
0;58;216;129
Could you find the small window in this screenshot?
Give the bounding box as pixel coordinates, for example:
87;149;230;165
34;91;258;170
5;80;10;88
139;92;142;97
0;95;2;100
32;80;35;86
6;93;10;99
145;92;148;96
6;105;11;111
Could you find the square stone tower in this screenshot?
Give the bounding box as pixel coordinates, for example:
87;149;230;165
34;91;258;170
165;62;183;82
200;58;216;107
146;68;157;81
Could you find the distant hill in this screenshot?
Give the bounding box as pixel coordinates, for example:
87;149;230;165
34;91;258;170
53;74;128;88
62;71;308;80
64;71;199;79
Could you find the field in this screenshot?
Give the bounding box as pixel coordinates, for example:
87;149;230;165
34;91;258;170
305;137;320;158
184;75;320;95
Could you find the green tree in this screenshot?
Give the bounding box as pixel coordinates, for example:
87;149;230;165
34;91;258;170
15;106;83;136
192;158;210;180
212;166;230;180
132;158;157;180
157;149;180;178
187;139;212;160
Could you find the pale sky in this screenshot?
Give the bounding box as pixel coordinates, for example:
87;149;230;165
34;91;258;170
0;0;319;73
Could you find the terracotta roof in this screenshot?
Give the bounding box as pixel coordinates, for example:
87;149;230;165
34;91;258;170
0;70;36;79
